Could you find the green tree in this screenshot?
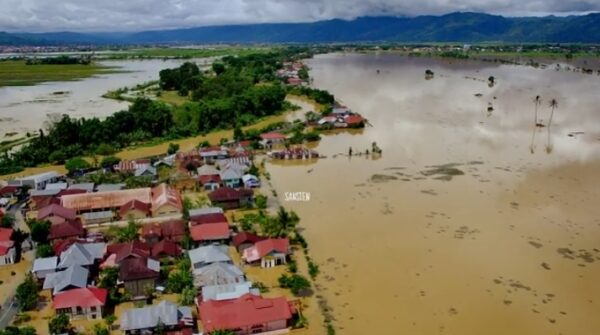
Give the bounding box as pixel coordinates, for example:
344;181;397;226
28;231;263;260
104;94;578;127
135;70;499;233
48;313;70;335
92;323;109;335
255;194;268;209
212;330;235;335
212;63;226;76
233;124;244;141
167;143;180;155
115;220;139;242
179;286;197;305
16;274;38;311
28;220;50;244
0;326;37;335
104;314;117;330
278;274;311;296
166;269;193;293
0;214;15;228
36;244;54;258
100;156;121;169
65;156;91;175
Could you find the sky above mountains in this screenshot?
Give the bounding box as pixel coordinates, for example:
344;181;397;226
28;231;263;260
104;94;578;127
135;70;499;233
1;0;599;32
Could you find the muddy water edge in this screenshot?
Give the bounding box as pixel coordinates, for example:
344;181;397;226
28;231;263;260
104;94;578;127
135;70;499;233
266;53;600;335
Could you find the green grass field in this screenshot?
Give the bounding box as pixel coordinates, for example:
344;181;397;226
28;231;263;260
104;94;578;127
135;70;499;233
0;60;120;87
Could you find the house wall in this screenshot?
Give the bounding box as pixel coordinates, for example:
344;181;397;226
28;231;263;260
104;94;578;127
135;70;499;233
203;183;220;191
223;179;241;188
56;305;103;321
34;268;56;279
124;278;156;297
0;248;15;265
213;200;241;210
153;204;181;217
121;209;148;220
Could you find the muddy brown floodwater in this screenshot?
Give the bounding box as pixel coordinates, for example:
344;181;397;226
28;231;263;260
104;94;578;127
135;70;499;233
266;53;600;335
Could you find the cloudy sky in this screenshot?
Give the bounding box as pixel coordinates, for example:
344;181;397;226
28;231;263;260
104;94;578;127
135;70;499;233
0;0;599;32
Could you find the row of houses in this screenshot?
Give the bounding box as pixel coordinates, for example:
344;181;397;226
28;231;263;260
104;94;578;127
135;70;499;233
185;208;298;334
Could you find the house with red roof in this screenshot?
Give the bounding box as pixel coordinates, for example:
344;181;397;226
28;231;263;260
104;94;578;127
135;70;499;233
151;184;183;217
0;228;15;265
198;174;221;192
119;200;151;220
344;114;365;127
242;238;290;268
49;219;85;244
190;222;230;245
198;293;296;334
119;257;160;298
102;241;151;269
53;287;108;320
232;232;267;253
161;219;186;242
208;187;254;210
259;132;286;149
190;212;228;226
151;240;182;259
37;204;76;225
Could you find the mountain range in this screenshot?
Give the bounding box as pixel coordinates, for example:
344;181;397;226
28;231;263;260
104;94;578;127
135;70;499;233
2;12;600;45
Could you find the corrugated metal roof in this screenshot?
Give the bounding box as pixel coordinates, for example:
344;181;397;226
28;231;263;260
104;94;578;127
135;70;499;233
120;300;179;331
43;265;89;295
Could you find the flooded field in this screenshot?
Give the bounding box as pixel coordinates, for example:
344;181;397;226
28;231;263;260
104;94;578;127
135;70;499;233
266;53;600;334
0;58;211;141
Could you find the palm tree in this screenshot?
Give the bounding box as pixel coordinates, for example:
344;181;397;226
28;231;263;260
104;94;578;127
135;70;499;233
533;95;542;126
545;98;558;154
547;98;558;127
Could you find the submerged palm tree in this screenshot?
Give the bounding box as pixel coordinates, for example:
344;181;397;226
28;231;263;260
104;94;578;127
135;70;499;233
545;98;559;154
533;95;542;126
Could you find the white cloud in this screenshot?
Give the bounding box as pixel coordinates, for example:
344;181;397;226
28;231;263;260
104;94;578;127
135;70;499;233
0;0;598;32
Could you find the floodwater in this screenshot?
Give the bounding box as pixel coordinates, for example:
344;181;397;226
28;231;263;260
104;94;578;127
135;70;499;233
266;53;600;334
0;58;212;141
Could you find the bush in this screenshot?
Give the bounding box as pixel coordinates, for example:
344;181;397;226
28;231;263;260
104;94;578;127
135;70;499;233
167;142;180;155
255;194;268;209
100;155;121;169
308;259;320;279
48;313;70;335
65;156;91;175
36;244;54;258
278;274;311;296
16;275;38;311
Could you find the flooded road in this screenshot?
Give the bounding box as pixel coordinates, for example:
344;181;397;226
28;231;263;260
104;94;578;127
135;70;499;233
267;53;600;334
0;58;211;141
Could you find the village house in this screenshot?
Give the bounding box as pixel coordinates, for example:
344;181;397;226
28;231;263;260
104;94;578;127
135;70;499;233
200;146;229;164
189;245;244;287
119;257;160;298
57;242;106;269
8;171;61;190
0;228;15;266
0;185;20;205
119;199;151;220
60;183;182;219
67;183;95;193
114;159;151;173
208;187;254;210
190;211;228;226
101;241;151;268
120;300;194;335
242;238;290;268
198;294;296;334
52;287;108;321
190;222;230;245
232;232;266;253
151;239;182;259
242;174;260;188
48;219;85;244
43;265;89;295
37;204;77;225
140;220;186;244
270;148;319;160
134;165;157;178
45;182;68;191
193;262;245;288
32;256;58;279
219;166;244;188
201;281;257;302
259;132;286;149
189;207;224;222
198;174;222;191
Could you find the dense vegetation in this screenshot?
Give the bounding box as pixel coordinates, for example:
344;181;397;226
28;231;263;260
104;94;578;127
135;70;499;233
25;55;91;65
0;60;117;87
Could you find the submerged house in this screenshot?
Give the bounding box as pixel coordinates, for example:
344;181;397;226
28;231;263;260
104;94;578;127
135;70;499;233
219;166;244;188
208;187;254;210
120;300;194;335
0;228;15;266
198;294;296;335
119;257;160;298
53;287;108;321
242;238;290;268
190;222;230;245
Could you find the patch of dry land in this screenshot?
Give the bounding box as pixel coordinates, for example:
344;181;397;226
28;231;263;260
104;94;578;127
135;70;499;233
263;53;600;334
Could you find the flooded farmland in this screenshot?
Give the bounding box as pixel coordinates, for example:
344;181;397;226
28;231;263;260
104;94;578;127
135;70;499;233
0;58;212;141
267;53;600;335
